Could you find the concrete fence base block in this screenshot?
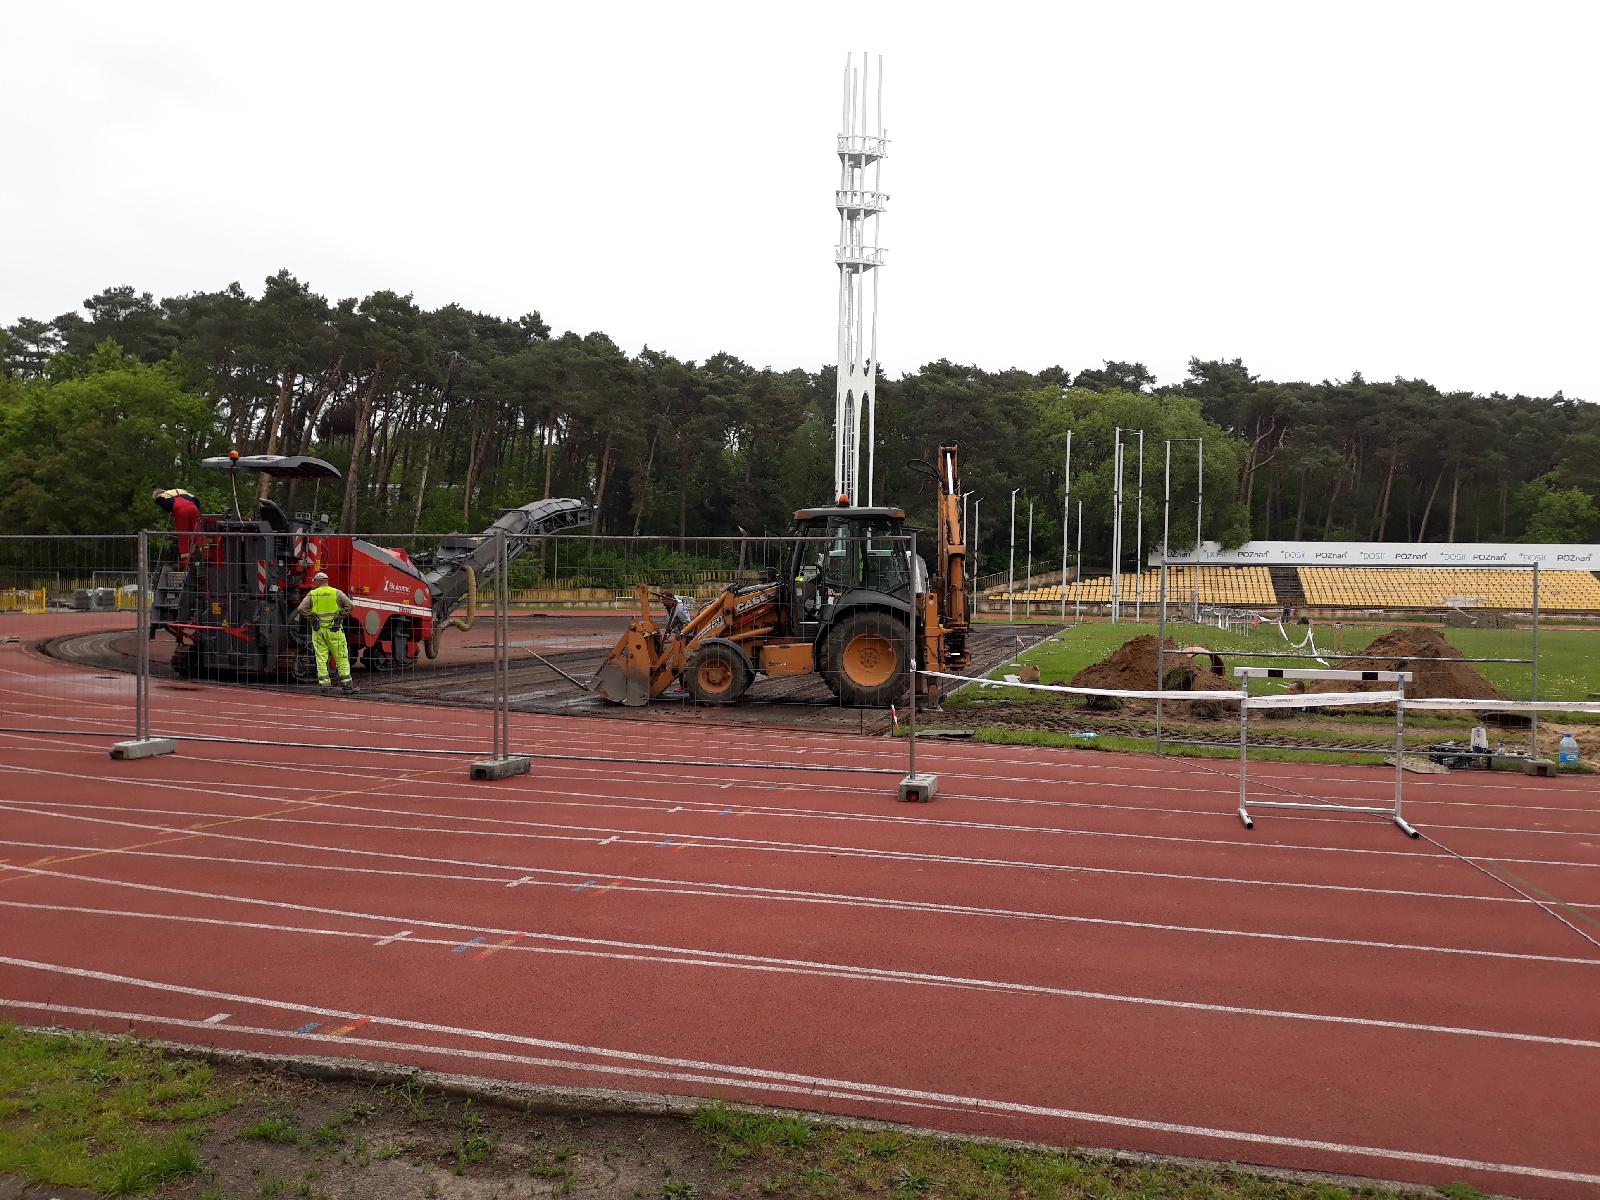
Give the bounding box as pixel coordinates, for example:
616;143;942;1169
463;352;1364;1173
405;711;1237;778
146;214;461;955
470;755;532;781
897;772;938;803
109;737;177;761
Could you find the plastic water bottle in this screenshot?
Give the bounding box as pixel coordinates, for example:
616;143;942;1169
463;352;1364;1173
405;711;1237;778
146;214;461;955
1558;733;1579;768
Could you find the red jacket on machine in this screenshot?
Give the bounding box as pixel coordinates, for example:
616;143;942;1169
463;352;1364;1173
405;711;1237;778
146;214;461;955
153;489;202;561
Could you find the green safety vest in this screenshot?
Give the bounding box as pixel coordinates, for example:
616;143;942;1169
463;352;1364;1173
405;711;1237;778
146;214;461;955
308;586;343;630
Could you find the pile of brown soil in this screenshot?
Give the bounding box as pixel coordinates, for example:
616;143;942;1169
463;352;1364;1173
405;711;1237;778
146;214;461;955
1067;635;1235;714
1310;626;1508;703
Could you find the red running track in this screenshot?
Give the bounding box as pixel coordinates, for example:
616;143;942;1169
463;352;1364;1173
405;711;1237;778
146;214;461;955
3;619;1600;1197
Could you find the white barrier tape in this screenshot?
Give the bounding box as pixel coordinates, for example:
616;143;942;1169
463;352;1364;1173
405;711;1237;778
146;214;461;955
1273;619;1314;651
919;669;1246;703
923;669;1599;717
1244;690;1404;710
1404;698;1600;714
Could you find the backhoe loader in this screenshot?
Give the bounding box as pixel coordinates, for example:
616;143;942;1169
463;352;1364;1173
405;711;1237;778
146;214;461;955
591;443;970;707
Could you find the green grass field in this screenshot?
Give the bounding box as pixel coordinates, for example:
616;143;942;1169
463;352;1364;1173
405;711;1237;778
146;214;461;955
945;618;1600;764
970;618;1600;704
2;1024;1493;1199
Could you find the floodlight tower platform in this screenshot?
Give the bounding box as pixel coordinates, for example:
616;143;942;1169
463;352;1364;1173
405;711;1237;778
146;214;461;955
834;52;888;507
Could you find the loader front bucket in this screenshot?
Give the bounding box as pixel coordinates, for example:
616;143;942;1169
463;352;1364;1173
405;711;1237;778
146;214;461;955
590;627;656;706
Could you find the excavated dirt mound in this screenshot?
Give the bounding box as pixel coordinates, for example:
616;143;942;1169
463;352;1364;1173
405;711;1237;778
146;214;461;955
1067;635;1235;714
1309;626;1508;703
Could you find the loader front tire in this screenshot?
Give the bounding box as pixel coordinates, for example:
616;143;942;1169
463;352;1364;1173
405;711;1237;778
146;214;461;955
822;611;910;707
684;644;752;705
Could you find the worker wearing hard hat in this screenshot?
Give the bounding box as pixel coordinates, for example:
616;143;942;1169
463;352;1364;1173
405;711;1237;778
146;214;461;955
293;571;358;693
152;488;202;567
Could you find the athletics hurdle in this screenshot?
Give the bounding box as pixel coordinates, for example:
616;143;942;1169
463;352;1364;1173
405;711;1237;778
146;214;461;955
1234;666;1418;838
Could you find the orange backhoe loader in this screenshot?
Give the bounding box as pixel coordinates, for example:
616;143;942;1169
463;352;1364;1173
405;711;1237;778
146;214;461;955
591;443;970;707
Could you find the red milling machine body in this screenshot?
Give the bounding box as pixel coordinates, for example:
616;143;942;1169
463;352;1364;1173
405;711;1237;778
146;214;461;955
153;453;591;680
314;533;437;652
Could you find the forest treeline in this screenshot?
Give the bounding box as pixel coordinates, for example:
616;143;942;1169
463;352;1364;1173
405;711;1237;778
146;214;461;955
2;274;1596;574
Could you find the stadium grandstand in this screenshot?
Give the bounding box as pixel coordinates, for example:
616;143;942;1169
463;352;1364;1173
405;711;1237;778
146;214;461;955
1297;566;1600;611
1005;566;1277;607
992;541;1600;615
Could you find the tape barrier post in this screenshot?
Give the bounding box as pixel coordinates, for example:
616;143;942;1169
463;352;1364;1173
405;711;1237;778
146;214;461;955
1237;674;1251;828
110;530;176;761
900;529;936;802
1233;666;1418;838
1155;557;1168;755
1530;562;1541;760
1393;674;1410;834
472;528;530;780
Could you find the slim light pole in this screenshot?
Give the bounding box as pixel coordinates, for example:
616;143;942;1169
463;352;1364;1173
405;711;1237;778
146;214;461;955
1196;437;1205;551
1025;499;1034;617
1075;498;1083;623
1531;561;1542;758
1156;440;1172;749
959;487;973;615
1008;488;1019;622
1163;439;1173;560
1111;433;1125;622
971;496;981;616
1059;430;1072;620
1136;429;1145;622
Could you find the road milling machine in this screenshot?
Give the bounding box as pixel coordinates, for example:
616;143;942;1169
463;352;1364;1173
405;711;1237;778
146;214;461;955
592;442;971;707
152;453;590;680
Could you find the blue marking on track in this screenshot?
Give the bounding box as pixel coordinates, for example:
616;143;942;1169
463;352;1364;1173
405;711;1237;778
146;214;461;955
657;838;676;847
295;1021;321;1034
451;936;488;953
719;807;733;815
572;880;596;893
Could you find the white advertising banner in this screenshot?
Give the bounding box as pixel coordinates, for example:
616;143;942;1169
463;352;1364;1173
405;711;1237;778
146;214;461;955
1159;541;1600;571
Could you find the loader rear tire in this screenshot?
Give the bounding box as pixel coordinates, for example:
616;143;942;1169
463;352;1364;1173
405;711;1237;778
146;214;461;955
822;611;910;707
684;644;751;705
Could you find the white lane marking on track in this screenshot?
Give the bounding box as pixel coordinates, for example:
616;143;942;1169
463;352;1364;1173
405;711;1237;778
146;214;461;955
10;791;1600;884
2;994;1597;1187
0;747;1584;867
6;720;1593;825
9;788;1600;917
42;742;1599;845
6;780;1592;910
2;828;1596;967
375;930;411;946
10;894;1600;1018
9;667;1599;805
202;1012;230;1024
4;878;1598;1048
26;726;1600;837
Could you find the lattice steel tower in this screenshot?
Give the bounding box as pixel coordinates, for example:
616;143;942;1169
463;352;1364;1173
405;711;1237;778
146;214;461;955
834;52;887;506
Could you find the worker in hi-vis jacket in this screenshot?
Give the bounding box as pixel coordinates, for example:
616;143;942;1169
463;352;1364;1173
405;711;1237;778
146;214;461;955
294;571;358;693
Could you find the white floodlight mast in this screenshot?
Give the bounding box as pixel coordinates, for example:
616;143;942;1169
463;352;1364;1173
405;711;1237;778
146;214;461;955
834;53;887;506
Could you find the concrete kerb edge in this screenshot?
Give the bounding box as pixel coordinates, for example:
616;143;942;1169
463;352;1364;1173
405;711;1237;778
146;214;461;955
24;1026;1478;1200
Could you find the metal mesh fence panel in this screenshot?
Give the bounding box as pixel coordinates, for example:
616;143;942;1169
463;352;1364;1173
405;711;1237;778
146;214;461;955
142;527;495;760
492;532;920;782
0;535;141;742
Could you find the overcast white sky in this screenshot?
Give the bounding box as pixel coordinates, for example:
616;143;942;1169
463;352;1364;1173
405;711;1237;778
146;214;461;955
3;1;1595;399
